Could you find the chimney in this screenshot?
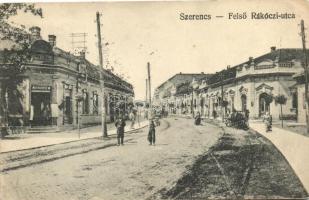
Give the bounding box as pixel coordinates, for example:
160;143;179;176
249;57;253;62
79;51;86;59
48;35;56;47
29;26;41;41
270;46;276;52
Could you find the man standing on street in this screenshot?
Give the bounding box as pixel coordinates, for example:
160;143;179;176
115;115;126;146
129;110;135;129
148;120;156;145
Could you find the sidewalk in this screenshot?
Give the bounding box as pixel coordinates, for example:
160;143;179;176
0;120;148;153
250;121;309;192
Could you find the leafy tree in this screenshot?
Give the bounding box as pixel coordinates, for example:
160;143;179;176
0;3;42;138
275;94;287;128
264;93;274;105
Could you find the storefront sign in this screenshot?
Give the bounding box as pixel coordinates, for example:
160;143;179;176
31;85;51;92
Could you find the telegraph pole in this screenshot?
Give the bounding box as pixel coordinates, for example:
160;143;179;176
300;19;309;134
147;62;152;119
147;62;152;106
146;78;148;104
96;11;108;137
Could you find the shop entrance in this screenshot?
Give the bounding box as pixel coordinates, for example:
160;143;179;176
259;93;271;117
31;92;51;126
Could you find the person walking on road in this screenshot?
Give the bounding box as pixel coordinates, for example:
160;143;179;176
115;115;126;146
194;111;201;125
129;110;135;129
263;112;272;132
148;120;156;145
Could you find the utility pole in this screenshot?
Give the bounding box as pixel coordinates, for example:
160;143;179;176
70;33;88;55
191;86;194;117
147;62;152;119
147;62;152;106
96;11;108;138
300;19;309;134
146;78;148;104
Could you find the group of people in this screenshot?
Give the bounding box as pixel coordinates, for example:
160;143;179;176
196;108;272;133
114;115;156;146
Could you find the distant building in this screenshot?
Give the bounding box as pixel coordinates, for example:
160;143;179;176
201;47;304;120
155;47;307;120
153;73;212;114
0;26;134;132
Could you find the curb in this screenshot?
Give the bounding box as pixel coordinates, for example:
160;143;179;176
0;123;149;154
249;126;309;195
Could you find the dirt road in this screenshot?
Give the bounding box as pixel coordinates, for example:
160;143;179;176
0;117;222;200
156;119;308;199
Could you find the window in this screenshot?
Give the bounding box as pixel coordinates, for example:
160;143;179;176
279;62;293;68
93;93;99;115
292;93;297;109
82;90;89;114
254;65;275;70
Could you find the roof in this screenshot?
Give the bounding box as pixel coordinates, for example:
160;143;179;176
156;73;212;90
207;67;237;85
233;48;309;69
175;81;193;96
31;40;53;54
0;34;133;92
207;48;309;86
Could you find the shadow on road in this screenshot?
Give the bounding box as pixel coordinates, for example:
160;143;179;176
155;124;308;199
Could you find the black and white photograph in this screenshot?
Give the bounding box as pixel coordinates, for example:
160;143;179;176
0;0;309;199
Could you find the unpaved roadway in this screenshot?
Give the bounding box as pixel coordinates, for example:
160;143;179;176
0;117;307;200
0;117;222;200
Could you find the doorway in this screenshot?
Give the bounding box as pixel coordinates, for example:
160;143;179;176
259;93;270;117
241;94;247;112
64;96;73;124
31;92;51;126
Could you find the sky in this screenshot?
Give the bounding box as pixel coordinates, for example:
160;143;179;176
9;0;309;100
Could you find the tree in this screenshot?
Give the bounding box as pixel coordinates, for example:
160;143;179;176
275;94;287;128
0;3;42;138
264;93;274;105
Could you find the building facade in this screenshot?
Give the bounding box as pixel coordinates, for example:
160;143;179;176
155;47;307;120
294;71;308;124
153;73;212;115
0;26;134;132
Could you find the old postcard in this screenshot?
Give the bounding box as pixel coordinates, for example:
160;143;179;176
0;0;309;199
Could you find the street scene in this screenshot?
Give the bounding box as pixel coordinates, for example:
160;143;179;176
1;118;307;200
1;1;309;200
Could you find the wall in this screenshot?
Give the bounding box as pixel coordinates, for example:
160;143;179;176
297;84;306;123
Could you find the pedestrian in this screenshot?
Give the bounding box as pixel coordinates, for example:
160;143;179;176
129;110;135;129
245;109;250;121
213;110;217;119
115;115;126;146
148;120;156;145
194;111;201;125
263;112;272;132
